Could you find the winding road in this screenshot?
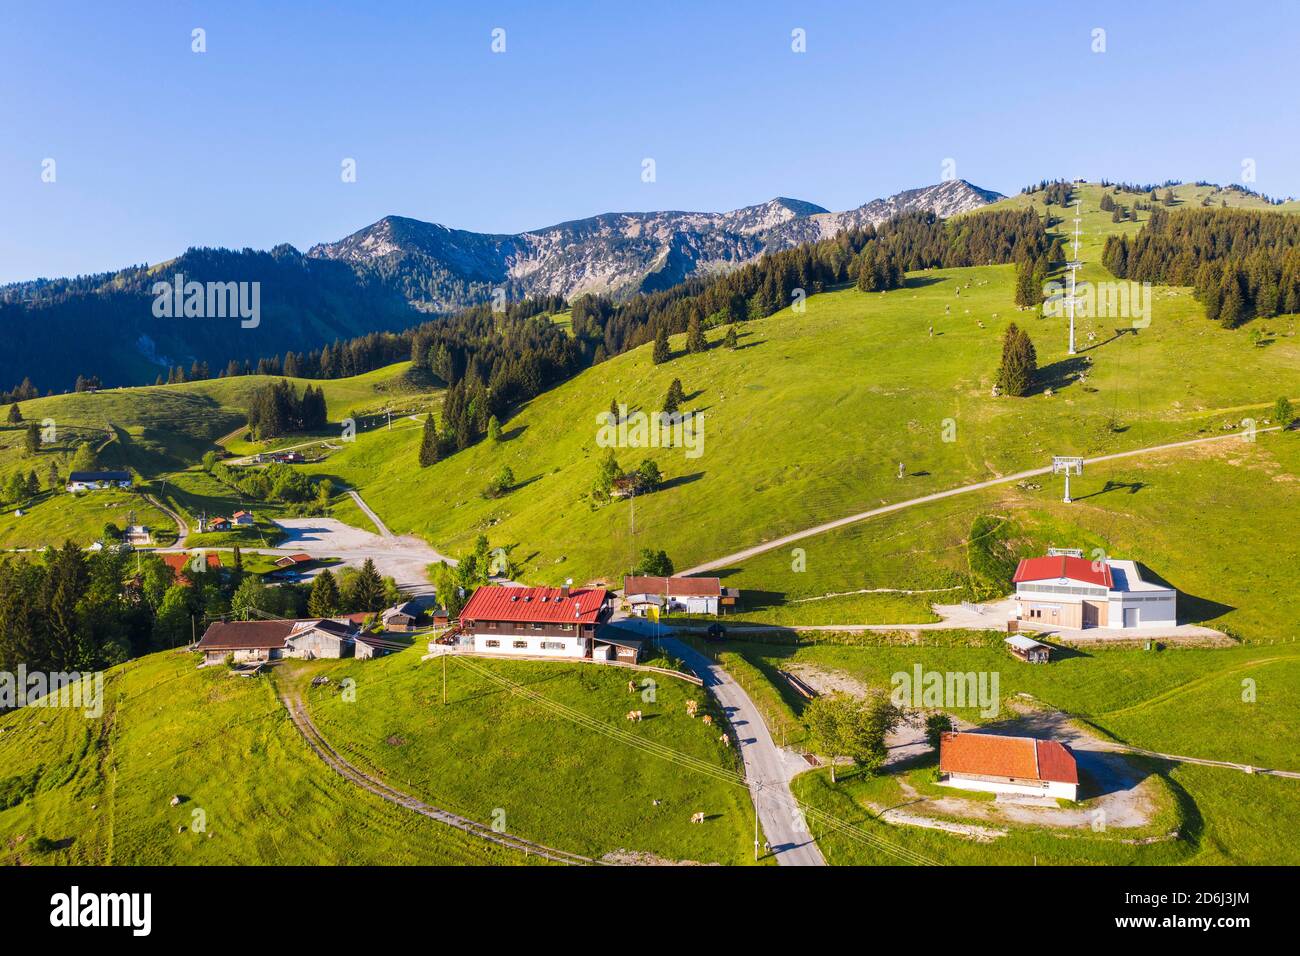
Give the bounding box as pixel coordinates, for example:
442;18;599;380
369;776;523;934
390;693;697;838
661;637;826;866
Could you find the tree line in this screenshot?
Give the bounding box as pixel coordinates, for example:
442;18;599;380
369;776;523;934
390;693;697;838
1101;206;1300;327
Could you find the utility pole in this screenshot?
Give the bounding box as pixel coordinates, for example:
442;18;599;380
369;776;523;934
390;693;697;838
442;654;447;705
754;783;761;861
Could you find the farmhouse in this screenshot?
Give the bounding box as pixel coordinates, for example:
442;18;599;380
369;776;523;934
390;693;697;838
623;575;735;616
1012;555;1176;630
194;617;363;664
458;585;611;658
939;731;1079;801
231;510;254;526
274;553;313;569
381;601;421;631
66;470;132;492
206;516;230;531
1005;634;1052;663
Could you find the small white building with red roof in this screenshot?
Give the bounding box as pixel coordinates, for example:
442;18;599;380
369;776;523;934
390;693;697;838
458;585;612;659
1012;554;1176;630
939;731;1079;801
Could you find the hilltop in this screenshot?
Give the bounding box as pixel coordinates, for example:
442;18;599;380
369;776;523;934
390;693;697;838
301;183;1299;600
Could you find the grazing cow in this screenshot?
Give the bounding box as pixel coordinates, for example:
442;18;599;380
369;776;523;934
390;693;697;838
625;710;642;722
627;680;636;693
685;700;699;718
690;812;705;824
719;734;730;746
701;714;713;726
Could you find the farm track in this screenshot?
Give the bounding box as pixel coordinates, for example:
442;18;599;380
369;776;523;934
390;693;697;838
682;426;1284;576
274;681;600;866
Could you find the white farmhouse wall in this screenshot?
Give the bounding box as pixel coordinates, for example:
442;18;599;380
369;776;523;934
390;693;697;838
472;632;588;658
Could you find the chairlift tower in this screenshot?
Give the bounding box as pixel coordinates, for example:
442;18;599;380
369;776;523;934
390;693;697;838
1066;199;1083;355
1052;456;1084;504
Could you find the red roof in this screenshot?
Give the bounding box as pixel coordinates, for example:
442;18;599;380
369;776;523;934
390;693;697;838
460;586;608;625
624;575;722;598
939;732;1078;785
161;552;221;581
1013;555;1112;589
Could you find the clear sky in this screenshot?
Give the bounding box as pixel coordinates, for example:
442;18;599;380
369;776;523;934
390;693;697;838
2;0;1297;283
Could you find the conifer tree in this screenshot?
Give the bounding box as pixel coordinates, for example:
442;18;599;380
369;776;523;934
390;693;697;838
685;312;707;353
652;325;670;365
996;323;1037;397
418;413;440;467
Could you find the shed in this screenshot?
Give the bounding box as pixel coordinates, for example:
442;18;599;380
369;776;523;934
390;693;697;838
1005;635;1052;663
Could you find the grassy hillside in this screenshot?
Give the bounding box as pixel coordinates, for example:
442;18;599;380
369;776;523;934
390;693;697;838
0;650;526;864
301;186;1299;585
0;361;441;546
306;650;756;863
0;646;752;864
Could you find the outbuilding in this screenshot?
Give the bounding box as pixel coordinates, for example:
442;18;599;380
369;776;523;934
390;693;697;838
939;731;1079;801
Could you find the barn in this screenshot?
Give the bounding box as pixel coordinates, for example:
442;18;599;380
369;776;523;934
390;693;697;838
939;731;1079;801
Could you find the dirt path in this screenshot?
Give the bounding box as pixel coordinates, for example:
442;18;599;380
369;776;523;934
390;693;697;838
273;676;597;865
681;427;1282;576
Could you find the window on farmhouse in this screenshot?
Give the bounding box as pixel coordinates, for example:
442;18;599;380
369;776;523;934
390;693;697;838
541;641;564;650
530;622;543;630
486;640;500;648
513;640;528;649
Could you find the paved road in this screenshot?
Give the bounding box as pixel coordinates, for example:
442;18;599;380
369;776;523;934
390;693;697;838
143;493;189;549
661;637;825;866
348;490;392;538
681;427;1282;576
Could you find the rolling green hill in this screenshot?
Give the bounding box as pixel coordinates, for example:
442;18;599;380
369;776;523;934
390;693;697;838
301;185;1299;589
0;646;753;865
0;361;441;548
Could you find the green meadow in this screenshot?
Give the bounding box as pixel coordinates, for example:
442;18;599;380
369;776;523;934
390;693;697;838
300;185;1299;587
0;651;528;865
304;649;756;864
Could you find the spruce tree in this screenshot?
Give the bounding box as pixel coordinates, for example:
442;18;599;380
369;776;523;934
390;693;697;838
724;325;738;349
996;323;1037;397
652;325;670;365
418;413;440;467
6;403;21;424
308;568;341;617
685;312;707;353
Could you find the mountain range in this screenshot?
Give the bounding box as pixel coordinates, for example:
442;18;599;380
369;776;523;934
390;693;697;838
309;178;1003;309
0;179;1002;390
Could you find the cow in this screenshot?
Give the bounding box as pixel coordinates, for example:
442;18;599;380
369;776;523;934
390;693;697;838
701;714;713;726
690;812;705;824
719;734;730;746
625;710;642;722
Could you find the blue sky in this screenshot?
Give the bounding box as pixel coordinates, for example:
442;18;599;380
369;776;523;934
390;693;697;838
2;0;1297;282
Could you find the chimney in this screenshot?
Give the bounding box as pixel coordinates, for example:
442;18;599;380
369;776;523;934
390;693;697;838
561;578;572;598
